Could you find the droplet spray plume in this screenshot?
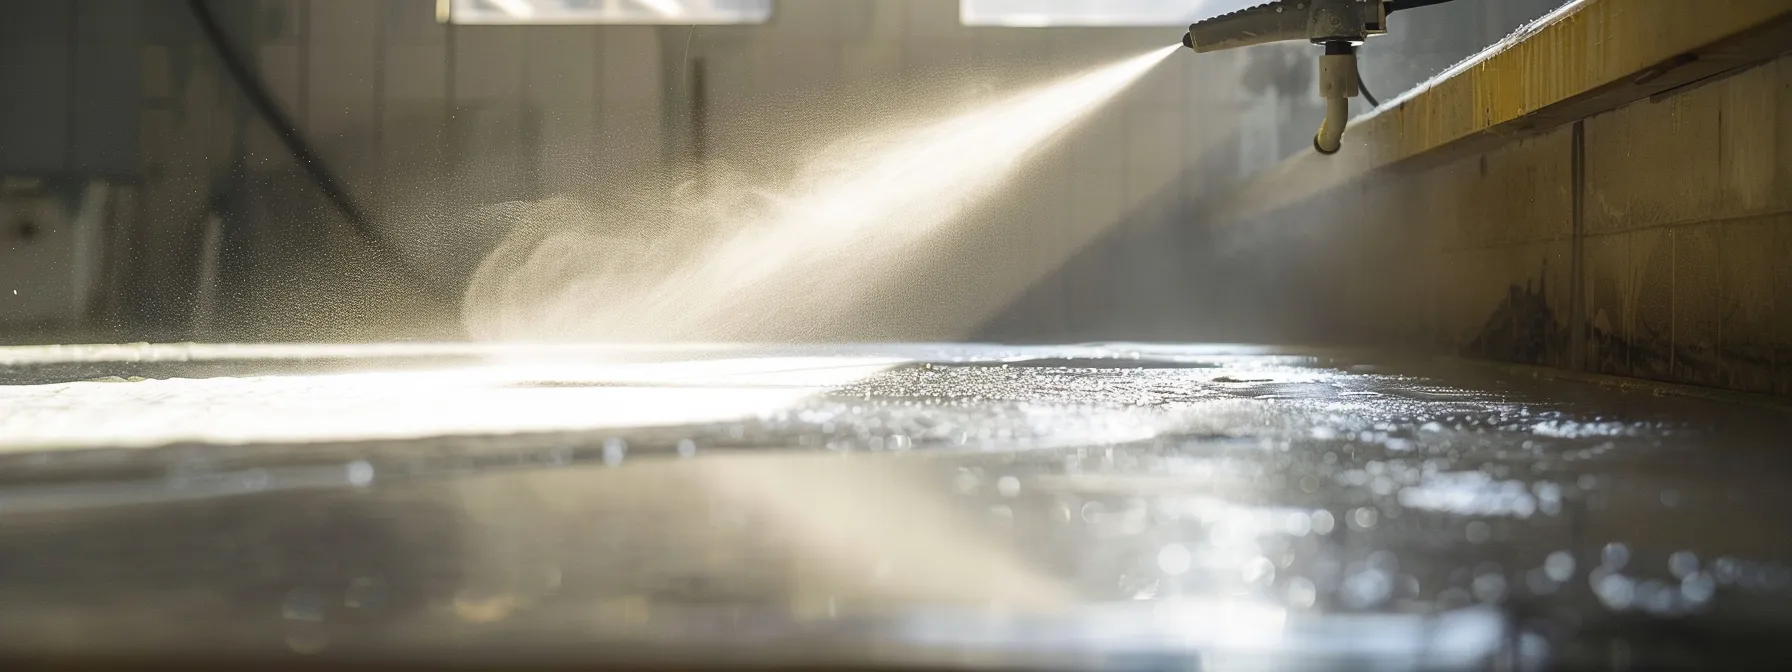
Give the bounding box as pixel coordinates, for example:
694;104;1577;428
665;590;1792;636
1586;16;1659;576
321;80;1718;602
463;45;1180;342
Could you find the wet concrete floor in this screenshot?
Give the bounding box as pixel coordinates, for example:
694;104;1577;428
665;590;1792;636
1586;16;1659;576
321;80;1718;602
1;343;1790;670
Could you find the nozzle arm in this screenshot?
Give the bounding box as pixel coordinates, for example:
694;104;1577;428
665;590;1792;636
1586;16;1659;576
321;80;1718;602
1181;1;1312;53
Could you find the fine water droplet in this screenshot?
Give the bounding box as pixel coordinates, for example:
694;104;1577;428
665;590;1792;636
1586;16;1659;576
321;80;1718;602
1158;544;1192;576
1595;572;1636;610
1349;507;1379;530
346;460;374;487
1370;476;1396;496
1602;542;1630;571
1311;510;1336;535
1341;570;1392;609
1465;521;1491;544
677;439;698;458
1473;572;1508;603
1638;579;1676;615
1545;551;1576;582
1080;501;1106;523
1681;572;1717;605
1283;511;1312;537
1669;551;1700;580
1714;557;1742;585
996;476;1021;497
1285;577;1318;608
603;438;627;466
1534;481;1564;515
954;471;980;493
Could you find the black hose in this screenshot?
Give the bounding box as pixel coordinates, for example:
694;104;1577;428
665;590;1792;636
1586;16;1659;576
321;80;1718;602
1358;70;1380;107
1386;0;1464;13
1369;0;1471;103
186;0;441;296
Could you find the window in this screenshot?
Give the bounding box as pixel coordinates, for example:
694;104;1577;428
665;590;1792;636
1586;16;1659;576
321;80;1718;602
446;0;772;25
960;0;1260;27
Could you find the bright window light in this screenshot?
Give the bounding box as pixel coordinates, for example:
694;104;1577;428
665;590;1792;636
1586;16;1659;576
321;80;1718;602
961;0;1261;27
447;0;771;25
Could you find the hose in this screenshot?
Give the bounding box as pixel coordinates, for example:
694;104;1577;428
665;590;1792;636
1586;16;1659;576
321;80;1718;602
1385;0;1464;14
1358;68;1380;107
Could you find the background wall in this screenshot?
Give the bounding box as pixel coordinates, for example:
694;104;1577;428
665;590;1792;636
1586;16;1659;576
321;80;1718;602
1196;53;1792;394
2;0;1560;346
0;0;141;177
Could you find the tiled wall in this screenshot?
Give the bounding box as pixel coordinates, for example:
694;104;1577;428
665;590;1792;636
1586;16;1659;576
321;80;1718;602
123;0;1263;343
1204;54;1792;394
7;0;1553;345
0;0;141;176
1580;59;1792;393
130;0;680;341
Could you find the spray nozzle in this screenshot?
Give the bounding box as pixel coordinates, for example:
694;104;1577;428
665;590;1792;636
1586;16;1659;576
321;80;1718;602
1180;0;1391;155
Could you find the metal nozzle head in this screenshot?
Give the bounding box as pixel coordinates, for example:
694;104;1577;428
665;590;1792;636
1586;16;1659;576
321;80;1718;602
1181;31;1193;50
1313;132;1342;155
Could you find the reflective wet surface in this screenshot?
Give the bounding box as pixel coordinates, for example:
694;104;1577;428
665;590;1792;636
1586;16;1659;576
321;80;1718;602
2;343;1791;670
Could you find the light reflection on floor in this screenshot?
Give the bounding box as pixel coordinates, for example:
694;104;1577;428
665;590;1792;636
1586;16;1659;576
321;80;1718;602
2;343;1792;669
0;351;907;450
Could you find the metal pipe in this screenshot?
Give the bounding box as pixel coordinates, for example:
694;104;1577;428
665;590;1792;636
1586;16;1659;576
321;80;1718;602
1314;96;1350;155
1313;43;1360;155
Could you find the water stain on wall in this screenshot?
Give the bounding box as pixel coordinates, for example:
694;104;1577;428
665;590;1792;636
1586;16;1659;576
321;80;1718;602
1466;272;1568;367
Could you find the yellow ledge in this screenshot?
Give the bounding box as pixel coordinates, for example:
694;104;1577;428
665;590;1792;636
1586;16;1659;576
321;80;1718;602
1212;0;1792;223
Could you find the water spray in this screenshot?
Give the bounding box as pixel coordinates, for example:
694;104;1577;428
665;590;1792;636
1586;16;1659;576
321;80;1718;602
464;46;1179;342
